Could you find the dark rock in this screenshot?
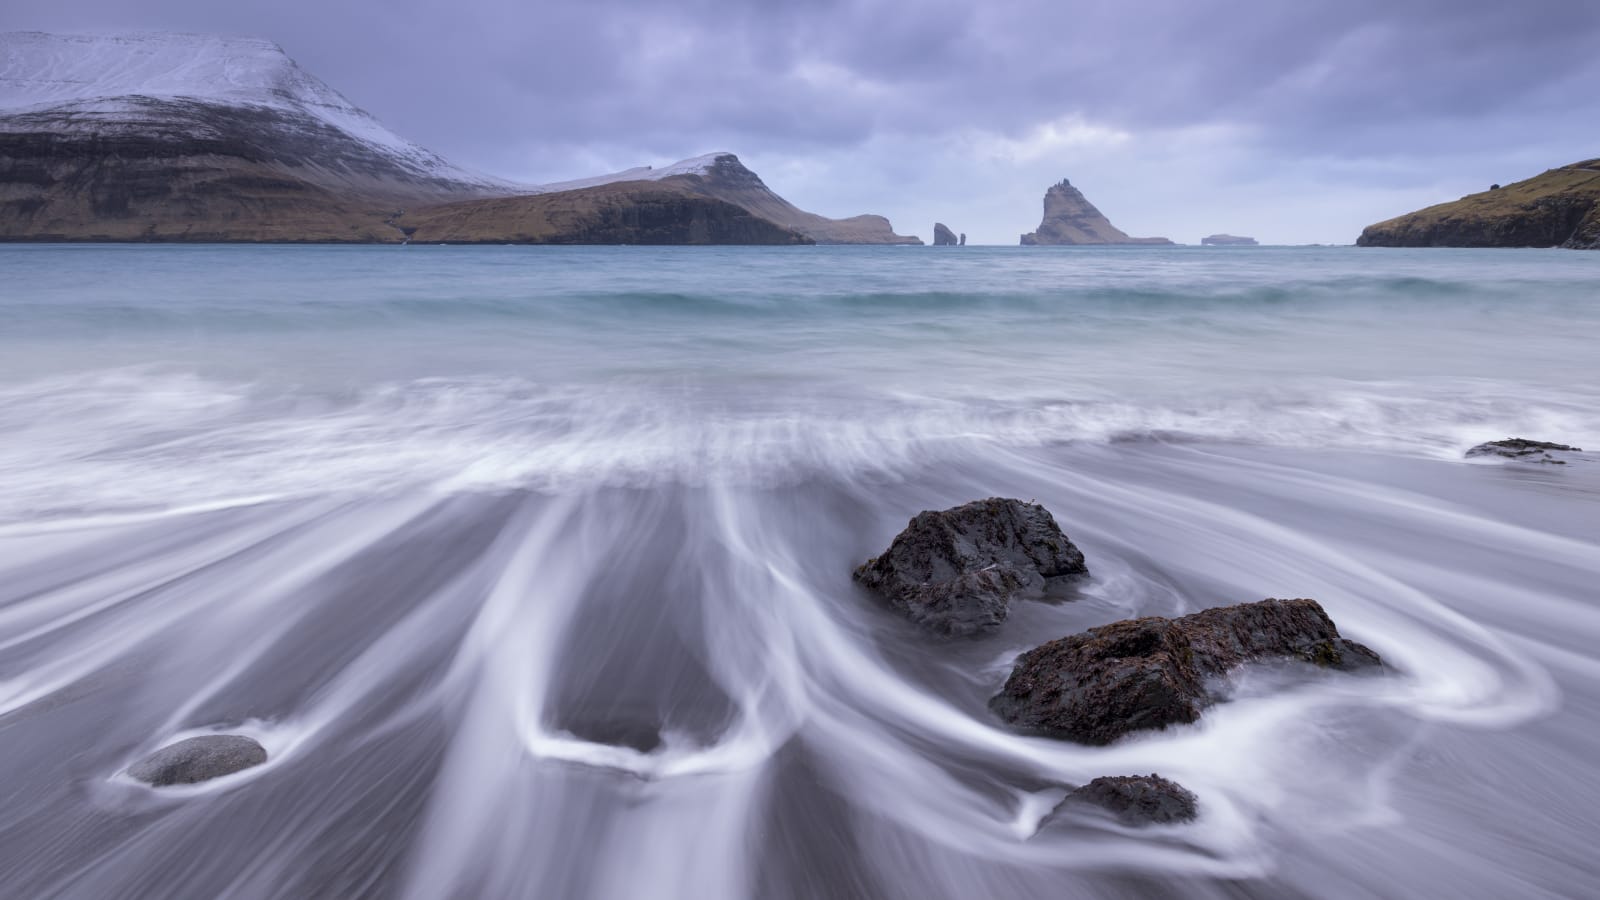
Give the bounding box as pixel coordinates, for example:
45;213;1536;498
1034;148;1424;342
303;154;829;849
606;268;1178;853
1466;437;1583;464
991;598;1381;744
1057;774;1198;825
933;222;959;246
959;232;966;246
128;734;267;786
854;498;1088;636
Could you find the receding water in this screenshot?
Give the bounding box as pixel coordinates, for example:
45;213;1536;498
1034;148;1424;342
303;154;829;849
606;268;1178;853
0;244;1596;899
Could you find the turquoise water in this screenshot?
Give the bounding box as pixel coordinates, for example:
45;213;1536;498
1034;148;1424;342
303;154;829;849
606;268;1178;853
0;244;1597;899
0;244;1595;514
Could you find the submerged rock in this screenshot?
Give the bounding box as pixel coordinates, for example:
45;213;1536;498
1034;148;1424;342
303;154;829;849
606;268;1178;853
1466;438;1583;464
854;498;1087;636
991;598;1381;744
1057;774;1198;825
933;222;959;246
128;734;267;786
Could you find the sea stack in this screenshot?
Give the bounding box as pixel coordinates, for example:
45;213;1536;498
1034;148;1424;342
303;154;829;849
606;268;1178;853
933;223;959;245
1019;179;1173;245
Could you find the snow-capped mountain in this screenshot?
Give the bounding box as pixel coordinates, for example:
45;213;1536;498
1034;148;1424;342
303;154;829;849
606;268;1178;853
0;31;511;200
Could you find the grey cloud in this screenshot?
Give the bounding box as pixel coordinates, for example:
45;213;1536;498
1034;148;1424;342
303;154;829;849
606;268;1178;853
7;0;1597;165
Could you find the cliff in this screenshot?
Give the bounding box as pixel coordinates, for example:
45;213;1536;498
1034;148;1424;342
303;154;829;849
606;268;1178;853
399;181;811;245
1357;160;1600;249
1019;179;1172;246
651;153;920;244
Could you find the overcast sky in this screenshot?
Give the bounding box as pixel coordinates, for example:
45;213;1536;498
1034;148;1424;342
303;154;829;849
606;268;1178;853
7;0;1599;244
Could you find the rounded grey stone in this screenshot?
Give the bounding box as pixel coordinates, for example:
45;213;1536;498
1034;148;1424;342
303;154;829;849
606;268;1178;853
128;734;267;786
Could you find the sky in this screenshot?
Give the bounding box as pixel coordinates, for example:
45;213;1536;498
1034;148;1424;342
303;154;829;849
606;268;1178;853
6;0;1599;244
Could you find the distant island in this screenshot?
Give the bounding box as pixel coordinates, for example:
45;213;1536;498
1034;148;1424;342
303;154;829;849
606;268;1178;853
1358;159;1600;249
0;32;921;245
1201;234;1258;246
1019;179;1172;246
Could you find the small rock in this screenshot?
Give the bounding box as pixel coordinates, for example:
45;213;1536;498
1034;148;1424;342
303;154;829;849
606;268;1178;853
854;498;1087;636
991;598;1381;744
128;734;267;786
1466;438;1582;464
933;222;959;246
1058;774;1198;825
959;232;967;246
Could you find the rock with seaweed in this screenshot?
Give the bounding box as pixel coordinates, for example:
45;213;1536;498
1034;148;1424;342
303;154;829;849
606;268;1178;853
991;598;1381;744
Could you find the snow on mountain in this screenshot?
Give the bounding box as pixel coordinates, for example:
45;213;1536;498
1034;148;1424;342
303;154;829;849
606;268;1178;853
525;152;734;194
0;32;743;199
0;31;511;192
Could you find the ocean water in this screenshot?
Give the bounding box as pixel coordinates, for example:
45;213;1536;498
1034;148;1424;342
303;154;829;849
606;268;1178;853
0;243;1596;899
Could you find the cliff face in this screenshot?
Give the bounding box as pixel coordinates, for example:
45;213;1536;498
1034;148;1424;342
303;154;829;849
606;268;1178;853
0;97;494;242
0;33;512;242
400;182;811;245
658;154;922;244
1358;160;1600;249
1019;179;1172;246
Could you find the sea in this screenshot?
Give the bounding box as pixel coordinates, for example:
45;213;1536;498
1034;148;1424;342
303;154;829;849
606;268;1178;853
0;243;1596;899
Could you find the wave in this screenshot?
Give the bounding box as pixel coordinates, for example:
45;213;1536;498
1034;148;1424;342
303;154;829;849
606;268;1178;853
0;367;1592;519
